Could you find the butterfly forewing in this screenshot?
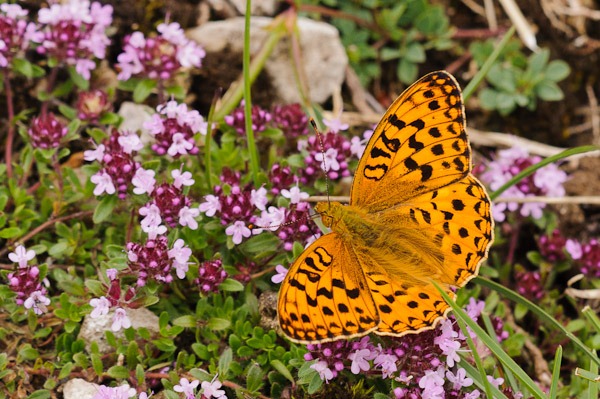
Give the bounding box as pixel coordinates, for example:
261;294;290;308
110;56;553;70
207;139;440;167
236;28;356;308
277;234;379;343
351;71;470;212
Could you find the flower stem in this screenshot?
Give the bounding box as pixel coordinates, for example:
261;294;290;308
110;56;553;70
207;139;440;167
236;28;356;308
4;73;15;179
243;0;260;186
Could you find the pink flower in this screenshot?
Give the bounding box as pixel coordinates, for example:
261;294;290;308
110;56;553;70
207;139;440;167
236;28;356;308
171;169;194;188
201;377;227;399
168;239;192;265
8;245;35;268
173;377;199;399
199;195;221;217
271;264;288;284
446;367;473;389
91;171;116;196
111;307;132;331
24;290;50;315
117;131;143;154
179;206;200;229
566;239;583;260
92;385;136;399
225;221;252;245
139;204;162;230
310;360;334;383
323;114;349;133
250;187;268;211
315;148;340;171
281;186;309;204
373;352;398;379
348;348;376;374
132;168;156;195
90;296;110;318
84;143;106;162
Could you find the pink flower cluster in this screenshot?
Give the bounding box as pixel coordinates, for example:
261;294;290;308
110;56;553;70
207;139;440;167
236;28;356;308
36;0;113;80
173;375;227;399
479;146;568;222
143;100;208;157
7;246;50;315
298;130;352;185
127;237;192;287
196;259;228;295
225;102;272;135
27;112;68;149
566;237;600;278
198;168;315;246
306;299;511;398
0;3;42;68
116;22;205;81
85;129;142;199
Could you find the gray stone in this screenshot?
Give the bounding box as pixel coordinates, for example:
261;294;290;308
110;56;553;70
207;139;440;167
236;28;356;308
78;307;160;354
187;17;347;104
207;0;278;16
62;379;99;399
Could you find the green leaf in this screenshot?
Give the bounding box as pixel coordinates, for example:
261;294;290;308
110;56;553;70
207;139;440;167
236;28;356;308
528;49;549;76
133;79;157;103
48;241;69;257
404;42;425;63
218;348;233;377
93;194;118;224
545;60;570;81
58;104;77;120
106;365;130;379
536;81;564;101
85;279;106;297
27;390;51;399
13;59;45;78
91;353;104;377
397;58;417;84
58;362;74;379
172;315;197;328
246;363;264;392
270;360;294;384
207;318;231;330
98;112;122;126
0;227;21;239
307;372;324;394
219;278;244;292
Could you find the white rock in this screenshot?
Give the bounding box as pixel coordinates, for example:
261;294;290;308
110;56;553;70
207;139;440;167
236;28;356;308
78;307;160;354
62;379;99;399
187;17;347;104
208;0;278;16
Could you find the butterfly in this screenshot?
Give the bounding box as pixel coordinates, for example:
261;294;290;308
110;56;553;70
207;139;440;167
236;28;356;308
277;71;494;344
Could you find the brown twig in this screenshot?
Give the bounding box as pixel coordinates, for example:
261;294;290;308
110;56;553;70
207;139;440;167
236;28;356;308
0;210;93;258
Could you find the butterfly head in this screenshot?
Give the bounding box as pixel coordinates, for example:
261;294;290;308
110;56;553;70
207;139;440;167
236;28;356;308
314;201;344;228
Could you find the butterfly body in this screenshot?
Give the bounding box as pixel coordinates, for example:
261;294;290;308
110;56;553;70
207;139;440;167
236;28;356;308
278;71;494;344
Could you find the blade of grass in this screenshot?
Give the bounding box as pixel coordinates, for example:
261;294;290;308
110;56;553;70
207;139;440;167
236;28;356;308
455;316;495;399
475;277;600;367
548;345;562;399
490;145;598;201
434;281;547;398
482;313;520;394
589;354;599;399
582;306;600;334
462;26;515;102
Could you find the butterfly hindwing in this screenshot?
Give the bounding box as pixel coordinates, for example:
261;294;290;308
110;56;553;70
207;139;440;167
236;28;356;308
277;233;379;343
351;71;469;212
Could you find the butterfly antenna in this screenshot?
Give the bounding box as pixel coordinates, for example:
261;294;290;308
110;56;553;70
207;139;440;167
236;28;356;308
310;119;331;206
